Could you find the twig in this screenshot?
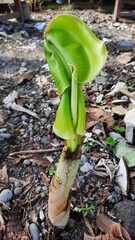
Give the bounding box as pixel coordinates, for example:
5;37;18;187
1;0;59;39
9;147;63;157
119;87;135;100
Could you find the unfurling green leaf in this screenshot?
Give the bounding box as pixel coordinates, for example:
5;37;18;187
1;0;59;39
44;14;107;142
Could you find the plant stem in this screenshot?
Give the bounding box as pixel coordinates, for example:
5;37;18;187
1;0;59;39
48;146;80;228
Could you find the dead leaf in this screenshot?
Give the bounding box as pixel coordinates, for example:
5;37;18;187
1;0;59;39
115;157;129;195
86;107;115;129
3;91;39;119
0;165;8;189
10;154;52;167
96;213;131;240
116;52;135;64
13;70;36;87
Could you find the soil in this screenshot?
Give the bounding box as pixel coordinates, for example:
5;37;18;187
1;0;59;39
0;7;135;240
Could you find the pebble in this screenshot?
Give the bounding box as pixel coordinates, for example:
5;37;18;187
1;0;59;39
0;189;13;203
95;76;107;84
78;175;84;182
14;187;22;196
39;210;45;221
41;137;49;144
112;105;127;116
0;133;11;139
35;186;42;193
80;155;88;165
80;162;93;173
33;167;39;174
23;159;31;166
29;223;40;240
125;124;134;144
45;108;51;118
14;182;22;188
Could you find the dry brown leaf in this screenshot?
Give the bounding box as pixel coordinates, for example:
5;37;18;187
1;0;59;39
10;154;52;167
116;52;135;64
84;213;131;240
0;165;8;189
84;232;119;240
30;154;53;167
86;107;115;129
96;213;131;240
13;70;36;87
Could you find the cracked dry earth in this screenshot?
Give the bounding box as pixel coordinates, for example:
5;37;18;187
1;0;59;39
0;8;135;240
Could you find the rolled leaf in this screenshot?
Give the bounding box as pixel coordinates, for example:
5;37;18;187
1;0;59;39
44;14;107;86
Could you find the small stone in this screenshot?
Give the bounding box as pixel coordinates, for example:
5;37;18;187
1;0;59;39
0;133;11;139
33;167;39;174
119;40;134;51
114;186;121;194
80;155;88;165
35;186;41;193
45;108;51;118
14;187;22;196
23;159;31;166
112;105;127;116
14;182;22;188
80;162;93;173
78;175;84;182
95;76;107;84
34;136;41;142
39;210;45;221
125;124;134;144
96;94;103;103
0;189;13;203
113;200;135;239
124;108;135;127
109;132;125;142
29;223;40;240
41;137;49;144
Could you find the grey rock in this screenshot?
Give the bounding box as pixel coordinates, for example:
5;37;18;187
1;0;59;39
29;223;40;240
39;210;45;221
125;124;135;144
34;136;41;142
0;133;11;139
14;182;22;188
113;200;135;239
80;162;93;173
0;189;13;203
34;22;46;31
23;159;31;166
80;155;88;165
45;108;51;118
78;175;84;182
119;40;134;51
95;76;107;84
96;94;103;103
14;187;22;196
41;137;49;144
109;132;125;142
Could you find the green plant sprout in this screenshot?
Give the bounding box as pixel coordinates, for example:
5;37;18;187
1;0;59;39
106;136;118;147
49;166;55;176
125;84;134;91
77;203;95;216
44;14;107;229
114;125;125;133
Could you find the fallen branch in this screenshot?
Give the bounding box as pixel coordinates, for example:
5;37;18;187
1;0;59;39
9;147;63;157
